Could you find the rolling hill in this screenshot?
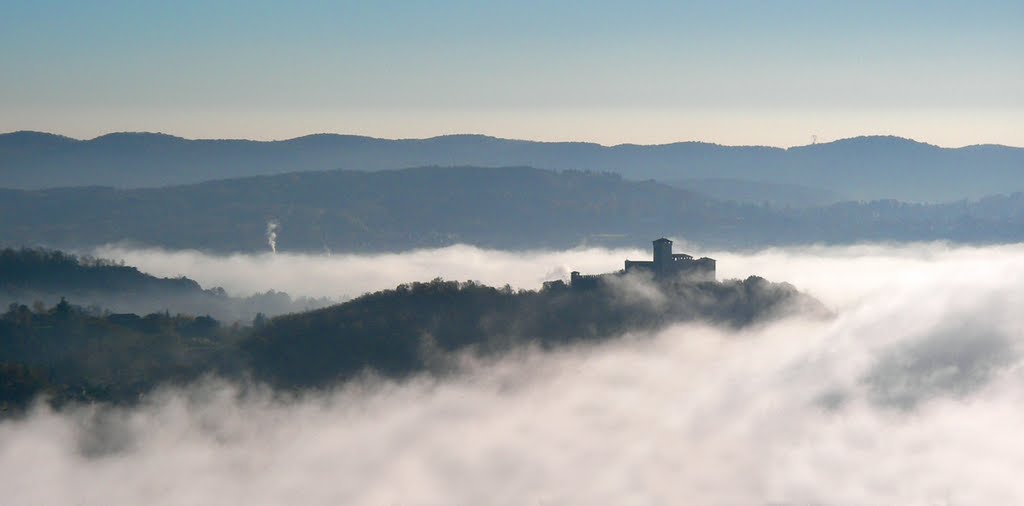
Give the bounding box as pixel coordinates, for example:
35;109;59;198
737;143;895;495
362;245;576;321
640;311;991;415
3;166;1024;252
2;131;1021;202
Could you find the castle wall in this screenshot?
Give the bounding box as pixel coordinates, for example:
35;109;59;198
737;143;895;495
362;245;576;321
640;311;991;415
570;271;605;290
577;239;717;287
623;241;716;282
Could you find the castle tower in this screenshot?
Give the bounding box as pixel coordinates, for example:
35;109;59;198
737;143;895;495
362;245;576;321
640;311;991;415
652;238;672;269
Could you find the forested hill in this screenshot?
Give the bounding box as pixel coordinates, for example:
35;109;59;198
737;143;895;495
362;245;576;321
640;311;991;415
0;248;201;294
0;248;329;321
245;276;825;388
0;275;824;411
5;166;1024;252
2;131;1022;201
0;166;743;252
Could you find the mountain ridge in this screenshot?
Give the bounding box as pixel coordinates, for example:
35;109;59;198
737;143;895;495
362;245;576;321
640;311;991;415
1;131;1022;201
3;165;1024;253
4;130;1020;150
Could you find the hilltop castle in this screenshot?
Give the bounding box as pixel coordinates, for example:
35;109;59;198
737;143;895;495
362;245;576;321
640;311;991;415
568;238;716;289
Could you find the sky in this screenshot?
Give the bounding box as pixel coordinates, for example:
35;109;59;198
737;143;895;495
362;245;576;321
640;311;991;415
1;0;1021;147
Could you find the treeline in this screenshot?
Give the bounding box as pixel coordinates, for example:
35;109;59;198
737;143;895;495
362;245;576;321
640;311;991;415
0;299;242;411
0;248;200;293
245;276;823;387
0;276;824;414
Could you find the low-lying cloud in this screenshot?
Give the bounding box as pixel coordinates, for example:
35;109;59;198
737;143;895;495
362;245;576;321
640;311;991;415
92;244;649;301
93;242;1024;311
7;242;1024;503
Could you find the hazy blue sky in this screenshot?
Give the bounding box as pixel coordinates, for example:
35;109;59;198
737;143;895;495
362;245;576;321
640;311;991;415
2;0;1021;146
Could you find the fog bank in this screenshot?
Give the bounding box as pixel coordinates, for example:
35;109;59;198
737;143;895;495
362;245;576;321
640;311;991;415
96;242;1024;310
5;242;1024;503
92;244;647;300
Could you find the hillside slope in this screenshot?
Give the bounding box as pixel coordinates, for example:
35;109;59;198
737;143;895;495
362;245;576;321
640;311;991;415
0;248;328;320
4;166;1024;252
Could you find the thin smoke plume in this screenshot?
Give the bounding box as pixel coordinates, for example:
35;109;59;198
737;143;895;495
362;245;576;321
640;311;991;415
265;220;279;254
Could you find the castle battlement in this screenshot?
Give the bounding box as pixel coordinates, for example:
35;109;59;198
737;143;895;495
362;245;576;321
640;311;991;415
569;238;716;289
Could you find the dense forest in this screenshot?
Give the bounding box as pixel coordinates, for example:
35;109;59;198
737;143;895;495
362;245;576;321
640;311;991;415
0;248;331;321
0;272;824;414
4;166;1024;253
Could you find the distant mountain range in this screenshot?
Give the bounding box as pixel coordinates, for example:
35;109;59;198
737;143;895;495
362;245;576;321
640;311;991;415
2;131;1021;202
3;166;1024;253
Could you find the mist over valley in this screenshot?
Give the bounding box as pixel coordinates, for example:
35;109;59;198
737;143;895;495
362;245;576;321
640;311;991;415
3;242;1024;503
3;0;1022;501
2;135;1024;504
3;142;1022;504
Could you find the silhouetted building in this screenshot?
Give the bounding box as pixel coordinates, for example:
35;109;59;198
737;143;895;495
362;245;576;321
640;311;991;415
624;238;716;282
542;279;568;291
569;238;716;289
569;271;604;290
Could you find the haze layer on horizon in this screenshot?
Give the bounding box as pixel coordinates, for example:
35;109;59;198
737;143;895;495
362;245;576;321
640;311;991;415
2;1;1021;148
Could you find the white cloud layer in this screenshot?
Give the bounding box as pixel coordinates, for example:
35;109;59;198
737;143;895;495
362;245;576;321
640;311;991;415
6;242;1024;504
94;241;1024;312
91;244;650;300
